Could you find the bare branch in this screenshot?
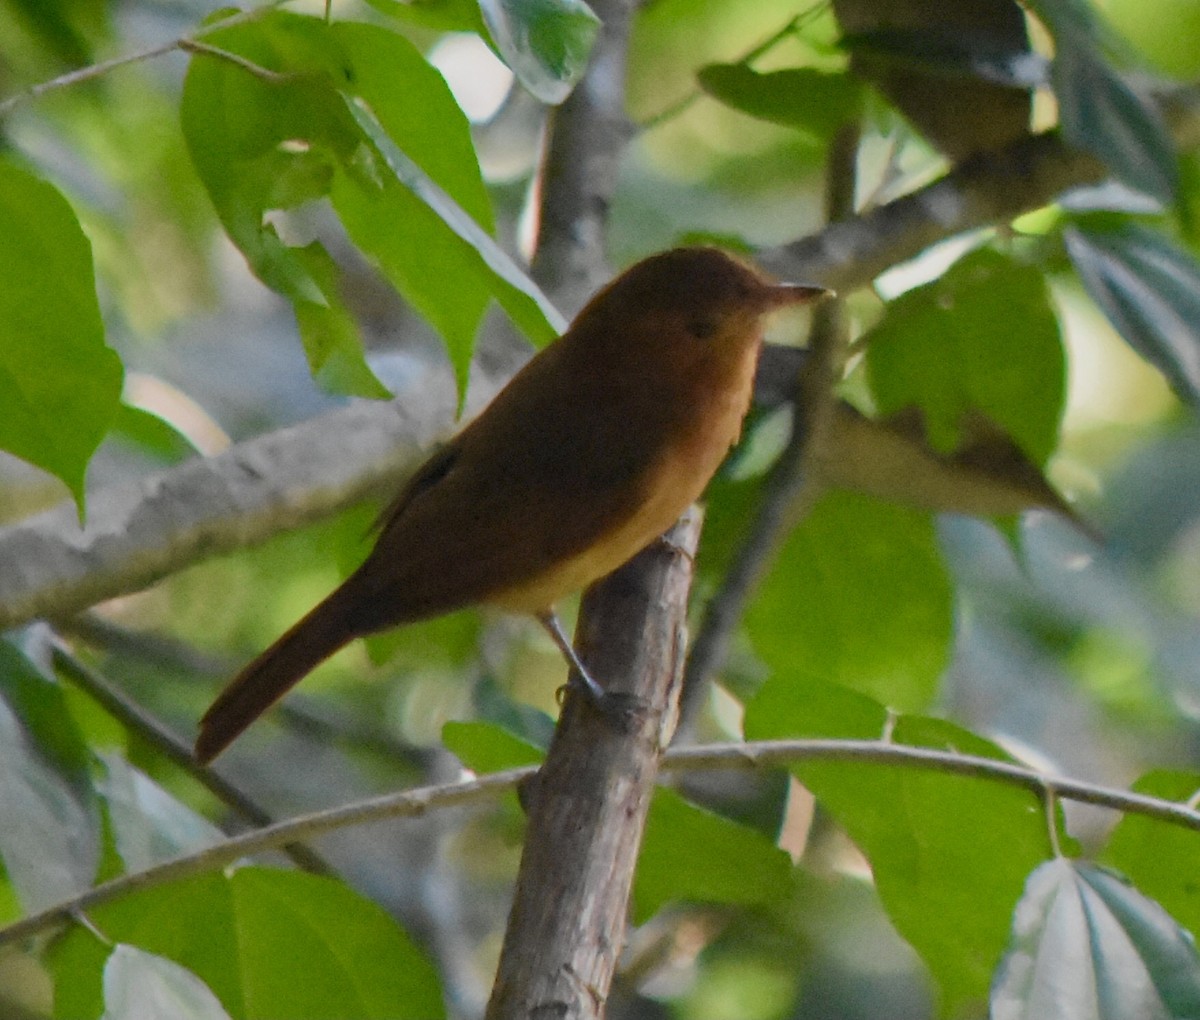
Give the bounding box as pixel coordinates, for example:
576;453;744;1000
49;641;331;875
4;736;1199;949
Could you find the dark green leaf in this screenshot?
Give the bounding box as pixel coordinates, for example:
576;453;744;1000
0;161;123;509
49;868;444;1020
101;944;231;1020
697;65;863;138
1050;27;1176;202
747;491;952;712
634;787;793;923
746;682;1050;1014
1064;223;1200;405
865;248;1065;467
478;0;600;104
1103;770;1200;940
992;859;1200;1019
0;636;92;784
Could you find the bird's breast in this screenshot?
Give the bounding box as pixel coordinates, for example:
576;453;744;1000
487;343;759;613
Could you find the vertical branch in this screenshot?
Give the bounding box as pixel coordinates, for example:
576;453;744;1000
529;0;637;314
486;511;701;1020
486;2;699;1016
679;124;860;728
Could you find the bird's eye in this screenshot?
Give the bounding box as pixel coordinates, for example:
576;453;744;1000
687;317;717;340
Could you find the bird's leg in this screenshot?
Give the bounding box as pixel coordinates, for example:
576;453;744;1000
536;610;647;732
536;610;606;703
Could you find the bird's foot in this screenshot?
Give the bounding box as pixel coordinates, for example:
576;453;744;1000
556;672;646;733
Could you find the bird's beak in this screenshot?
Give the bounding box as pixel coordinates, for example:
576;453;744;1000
764;282;834;308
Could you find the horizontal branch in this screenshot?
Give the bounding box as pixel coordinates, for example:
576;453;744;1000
2;86;1199;628
0;394;450;629
2;737;1196;948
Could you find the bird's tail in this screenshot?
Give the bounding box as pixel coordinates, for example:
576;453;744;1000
194;589;360;764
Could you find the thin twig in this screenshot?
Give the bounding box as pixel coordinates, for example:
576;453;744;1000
0;767;527;948
177;39;294;84
0;2;284;118
680;123;860;727
49;642;332;876
4;736;1200;948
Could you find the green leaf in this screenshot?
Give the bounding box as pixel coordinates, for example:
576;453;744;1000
50;868;445;1020
181;13;555;399
111;403;200;463
0;636;92;785
1064;223;1200;405
634;787;793;923
746;683;1050;1014
441;719;544;771
478;0;600;104
746;490;952;712
101;944;231;1020
992;859;1200;1019
290;243;392;399
1103;770;1200;940
865;248;1065;467
343;96;564;344
361;0;486;33
697;65;863;138
0;161;123;510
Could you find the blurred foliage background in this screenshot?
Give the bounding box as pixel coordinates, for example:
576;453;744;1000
3;0;1200;1017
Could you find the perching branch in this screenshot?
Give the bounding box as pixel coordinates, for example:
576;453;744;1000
4;736;1198;950
3;89;1200;631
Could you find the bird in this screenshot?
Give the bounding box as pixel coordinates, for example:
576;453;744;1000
194;247;828;763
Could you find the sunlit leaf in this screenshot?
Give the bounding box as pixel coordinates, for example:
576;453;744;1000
992;859;1200;1019
181;12;560;400
0;161;123;510
747;491;952;712
361;0;485;32
1064;223;1200;405
746;682;1050;1014
865;248;1065;467
478;0;600;104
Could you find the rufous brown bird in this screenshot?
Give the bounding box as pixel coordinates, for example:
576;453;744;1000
194;247;828;763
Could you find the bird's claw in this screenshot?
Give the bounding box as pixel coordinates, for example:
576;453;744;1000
557;674;646;733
